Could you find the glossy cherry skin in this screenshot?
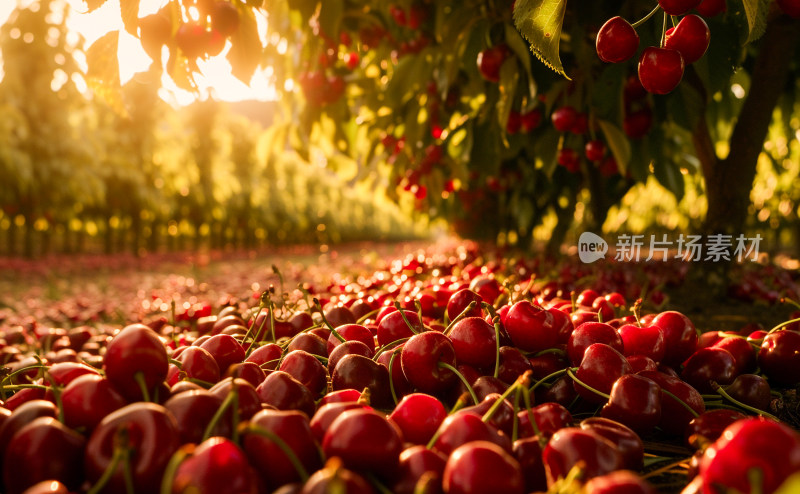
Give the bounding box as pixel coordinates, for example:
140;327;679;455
618;323;666;363
392;445;447;494
279;349;329;397
551;106;578;132
513;436;547;492
567;322;624;366
208;377;262;421
639;371;705;435
199;333;246;375
0;400;58;468
596;16;639;63
256;371;316;417
664;14;710;64
583;470;656;494
103;323;169;401
225;361;267;388
243;409;323;490
448;316;497;368
504;300;558;353
331;353;394;410
699;417;800;493
377;309;424;347
400;331;457;394
651;311;698;368
711;336;756;375
626;354;658;373
176;345;220;384
322;408;404;478
517;402;574;439
327;324;375;354
458;393;515;437
84;402;180;494
446;289;484;322
15;480;70;494
498;346;535;382
658;0;702;15
164;389;230;444
574;343;632;404
680;347;738;393
310;401;370;443
543;428;623;486
431;412;510;456
389;393;447;445
60;374;128;432
2;416;85;494
580;417;645;471
169;437;259;494
638;47;685;95
600;374;661;434
287;332;327;357
685;409;747;448
758;330;800;386
477;44;510;83
244;342;283;371
443;440;525;494
327;340;374;372
45;361;99;387
724;373;772;411
324;305;358;328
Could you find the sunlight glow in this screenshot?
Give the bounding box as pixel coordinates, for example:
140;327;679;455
0;0;276;104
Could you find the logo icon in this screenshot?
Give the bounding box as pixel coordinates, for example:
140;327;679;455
578;232;608;263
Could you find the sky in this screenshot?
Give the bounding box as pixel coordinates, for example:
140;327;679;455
0;0;276;105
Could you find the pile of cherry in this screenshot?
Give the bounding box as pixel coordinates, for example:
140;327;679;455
2;249;800;494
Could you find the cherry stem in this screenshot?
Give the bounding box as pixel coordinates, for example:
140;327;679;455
493;317;502;379
372;336;411;361
314;298;347;342
521;385;547;448
511;386;522;443
661;388;700;418
566;367;611;400
482;371;531;423
529;367;569;393
532;347;567;358
437;362;479;405
356;308;380;324
660;11;668;48
134;371;151;403
570;291;577;313
393;301;422;335
0;363;47;389
413;472;439;494
87;428;134;494
443;301;479;336
781;297;800;311
415;299;424;326
241;424;310;482
160;446;192;494
365;472;394;494
767;316;800;335
449;392;471;414
631;4;662;29
641;458;691;480
632;298;643;327
711;381;781;422
272;264;285;295
388;347;402;405
202;383;239;442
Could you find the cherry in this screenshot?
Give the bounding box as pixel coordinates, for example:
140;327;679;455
685;408;747;447
199;333;246;375
596;17;639;63
600;374;661;433
225;361;267;388
567;321;624;366
60;374;128;432
639;370;705;435
777;0;800;17
623;108;653;139
210;1;240;37
711;336;756;375
520;108;542;132
446;288;484;322
458;393;516;436
626;354;658;373
574;343;632;403
168;437;259;494
279;349;328;397
664;14;710;64
469;276;502;304
551;106;578;133
389;393;447;445
571;112;589;134
176;346;220;384
287;331;327;356
139;10;172;61
699;417;800;493
504;300;558;353
392;445;447;494
724;373;772;411
244;342;282;370
103;323;168;402
659;0;703;15
289;311;315;334
431;412;510;455
2;416;86;494
324;305;358;328
310;400;369;443
319;388;362;406
513;436;547;492
176;22;211;59
618;322;666;362
301;458;374;493
84;402;180;494
256;370;316;418
443;440;525;494
163;389;230;444
758;330;800;386
695;0;727;16
477;44;510;83
498;346;535;382
327;323;375;354
517;402;574;439
448;316;497;369
327;340;373;372
377;309;423;347
580;417;645;471
557;148;581;172
651;311;698;368
331;354;394;409
45;361;99;387
401;331;457;394
584;140;606;162
535;374;579;407
15;480;69;494
583;470;656;494
322;408;403;478
543;427;623;486
638;47;685;95
681;347;737;393
243;409;323;490
208;377;262;421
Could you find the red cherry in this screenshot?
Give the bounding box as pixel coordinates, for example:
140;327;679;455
543;428;623;486
446;288;484;322
638;47;685;95
431;412;510;455
163;389;230;444
551;106;578;132
600;374;662;433
60;374;128;432
580;417;645;471
477;44;510;83
724;373;772;411
176;346;220;384
393;445;447;494
169;437;259;494
639;370;706;435
758;330;800;386
651;311;698;368
585;140;606;162
618;322;666;362
574;343;632;403
596;17;639;63
331;354;394;410
103;323;168;402
279;349;329;397
175;22;209;59
503;300;558;353
448;316;497;368
256;370;316;418
567;321;624;366
623;108;653;139
685;408;747;447
557;148;581;172
777;0;800;17
400;331;457;394
664;14;710;64
389;393;447;445
695;0;727;17
521;109;543;132
513;436;547;492
516;402;574;439
711;336;756;375
583;470;656;494
377;309;424;347
210;1;240;36
658;0;702;15
322;408;404;478
443;441;525;494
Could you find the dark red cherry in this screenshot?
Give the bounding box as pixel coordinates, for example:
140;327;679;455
639;370;705;435
163;389;230;444
600;374;661;433
711;336;756;375
580;416;645;471
664;14;710;64
758;330;800;387
651;311;698;367
685;408;747;448
567;322;624;366
618;322;666;363
389;393;447;445
331;354;394;410
724;373;772;411
638;47;685;95
322;408;404;478
168;437;259;494
103;323;168;402
446;289;484;321
443;440;525;494
504;300;558;353
279;349;329;397
680;347;738;393
659;0;702;15
448;317;497;368
392;445;447;494
60;374;128;432
256;371;316;418
400;331;457;394
583;470;656;494
574;343;632;404
543;428;623;485
596;17;639;63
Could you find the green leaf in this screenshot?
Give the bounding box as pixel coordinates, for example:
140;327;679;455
497;58;520;133
741;0;769;43
513;0;569;79
319;0;344;42
120;0;140;37
86;31;127;116
597;120;631;177
653;159;685;201
227;8;262;85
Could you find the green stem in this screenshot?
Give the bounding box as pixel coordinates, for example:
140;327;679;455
711;381;780;421
767;316;800;335
134;372;151;403
160;447;191;494
442;301;478;336
529;368;569;393
521;385;547;448
482;371;531;423
203;388;236;442
631;5;661;29
438;362;478;405
660;11;668;48
393;302;421;335
493;318;502;379
388;347;402;406
566;367;610;400
372;336;412;361
315;298;346;342
661;388;700;418
241;424;310;482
